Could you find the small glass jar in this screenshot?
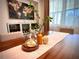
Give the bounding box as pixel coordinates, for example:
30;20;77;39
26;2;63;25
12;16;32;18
42;35;48;44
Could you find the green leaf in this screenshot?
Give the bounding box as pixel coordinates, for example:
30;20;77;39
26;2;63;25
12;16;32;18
29;0;32;5
44;16;53;21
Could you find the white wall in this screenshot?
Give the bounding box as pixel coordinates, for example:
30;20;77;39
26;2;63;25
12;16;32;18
0;0;44;34
38;0;44;24
38;0;44;32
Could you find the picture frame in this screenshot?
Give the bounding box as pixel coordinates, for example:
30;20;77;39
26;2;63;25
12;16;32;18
7;0;34;20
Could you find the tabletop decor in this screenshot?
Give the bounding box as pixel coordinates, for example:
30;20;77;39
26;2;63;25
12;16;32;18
42;35;48;44
22;34;39;52
33;16;53;45
37;32;43;45
38;16;53;33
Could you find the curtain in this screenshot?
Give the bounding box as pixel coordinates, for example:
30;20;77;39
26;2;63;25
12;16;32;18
49;0;79;28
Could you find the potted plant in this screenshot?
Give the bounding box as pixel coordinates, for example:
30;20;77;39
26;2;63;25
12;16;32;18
43;16;53;35
36;16;53;44
43;16;53;25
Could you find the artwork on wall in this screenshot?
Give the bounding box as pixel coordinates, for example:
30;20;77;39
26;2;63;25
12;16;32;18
22;24;30;33
7;0;34;20
31;23;39;30
8;24;20;32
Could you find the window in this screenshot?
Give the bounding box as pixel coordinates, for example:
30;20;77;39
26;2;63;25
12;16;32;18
49;0;79;27
49;0;62;25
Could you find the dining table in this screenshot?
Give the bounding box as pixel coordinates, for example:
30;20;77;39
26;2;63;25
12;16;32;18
0;31;70;59
37;34;79;59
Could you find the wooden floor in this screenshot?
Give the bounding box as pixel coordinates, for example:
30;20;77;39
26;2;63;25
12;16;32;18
0;37;25;52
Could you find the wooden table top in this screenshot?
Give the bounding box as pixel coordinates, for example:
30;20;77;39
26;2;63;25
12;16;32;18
37;34;79;59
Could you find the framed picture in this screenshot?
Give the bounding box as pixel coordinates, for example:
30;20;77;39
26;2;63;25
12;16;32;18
31;23;39;30
7;0;34;20
22;24;30;33
7;24;20;32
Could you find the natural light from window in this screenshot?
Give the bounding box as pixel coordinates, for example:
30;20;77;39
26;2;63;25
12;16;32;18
49;0;79;27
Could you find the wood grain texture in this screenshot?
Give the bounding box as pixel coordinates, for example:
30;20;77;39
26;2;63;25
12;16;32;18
0;37;25;52
60;28;74;34
44;0;49;35
37;34;79;59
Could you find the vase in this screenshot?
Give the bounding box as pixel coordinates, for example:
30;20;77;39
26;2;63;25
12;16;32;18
37;32;43;45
